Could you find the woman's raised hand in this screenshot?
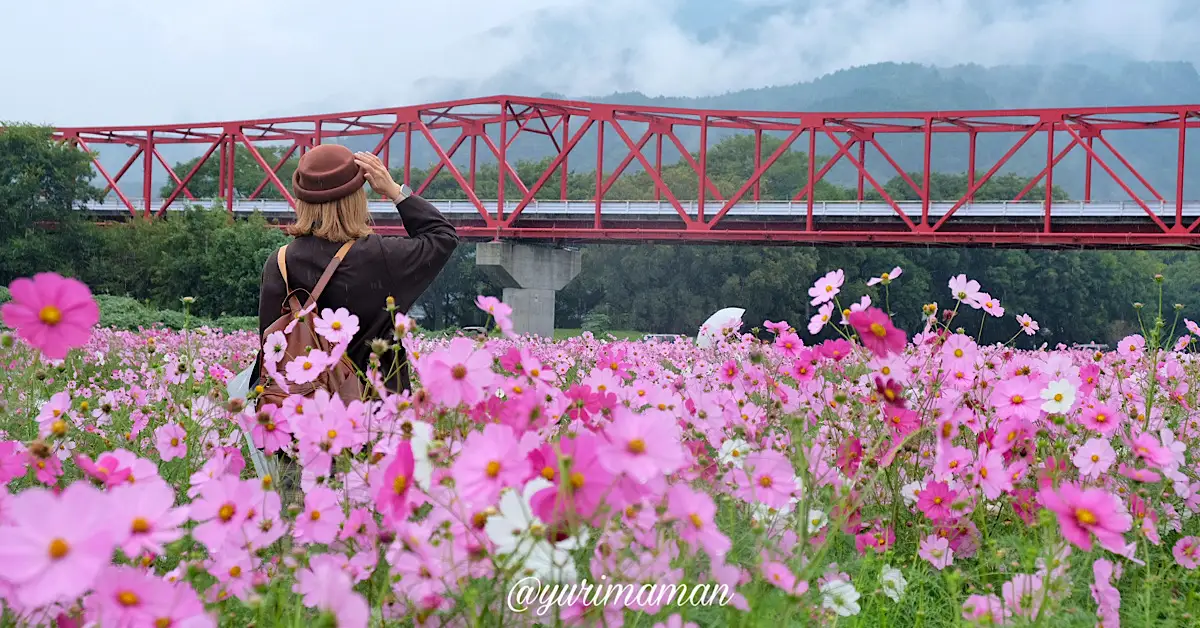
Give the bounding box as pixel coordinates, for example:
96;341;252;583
354;151;402;201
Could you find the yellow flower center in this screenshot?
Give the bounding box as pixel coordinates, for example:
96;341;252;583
627;439;646;454
310;510;321;521
869;323;887;338
1076;508;1098;526
486;461;501;478
1091;454;1100;462
326;429;337;440
541;466;556;480
39;305;62;325
229;565;242;578
302;361;312;370
51;420;67;436
218;504;236;522
170;437;179;447
1012;395;1024;404
689;513;703;528
1054;393;1063;402
48;538;69;560
933;497;943;504
393;475;408;494
117;590;139;606
569;472;585;489
759;476;773;488
132;517;151;533
980;467;988;478
331;321;342;330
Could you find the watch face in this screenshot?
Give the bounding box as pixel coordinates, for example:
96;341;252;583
400;184;412;196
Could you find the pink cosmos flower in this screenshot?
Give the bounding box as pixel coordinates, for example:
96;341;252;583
143;580;216;627
760;562;808;596
1090;559;1121;627
190;476;256;553
976;293;1004;317
808;302;834;335
866;266;902;286
808;269;844;306
1038;482;1132;552
0;483;117;608
1072;438;1115;479
75;452;132;488
88;564;166;627
848;307;906;357
948;274;983;307
917;481;957;521
452;423;525;507
918;534;953;570
294;560;370;628
314;307;360;345
667;483;731;560
476;295;514;338
734;450;798;509
962;594;1007;625
418;337;493;408
111;482;190;557
1080;403;1120;436
374;440;416;525
296;486;346;545
975;446;1012;500
154;423;187;461
285;349;331;385
1117;334;1145;359
599;408;687;484
1173;536;1200;569
0;273;100;360
1016;314;1040;335
773;331;803;358
529;433;614;524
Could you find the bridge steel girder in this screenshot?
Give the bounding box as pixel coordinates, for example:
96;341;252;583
34;97;1200;246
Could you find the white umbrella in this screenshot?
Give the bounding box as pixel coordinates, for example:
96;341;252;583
227;364;271;478
697;307;745;348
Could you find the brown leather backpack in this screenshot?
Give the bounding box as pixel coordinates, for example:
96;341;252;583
255;240;365;411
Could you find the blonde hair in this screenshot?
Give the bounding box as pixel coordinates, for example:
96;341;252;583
287;186;374;242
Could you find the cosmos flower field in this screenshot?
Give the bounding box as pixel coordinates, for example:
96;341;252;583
0;269;1199;627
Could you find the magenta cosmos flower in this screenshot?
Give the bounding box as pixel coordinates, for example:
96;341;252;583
848;307;906;357
1038;483;1132;552
1;273;100;360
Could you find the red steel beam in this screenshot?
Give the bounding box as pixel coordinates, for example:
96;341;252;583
25;96;1200;247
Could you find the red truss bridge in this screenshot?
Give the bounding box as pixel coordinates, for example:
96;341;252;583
51;95;1200;248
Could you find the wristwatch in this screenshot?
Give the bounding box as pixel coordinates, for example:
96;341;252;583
394;183;413;203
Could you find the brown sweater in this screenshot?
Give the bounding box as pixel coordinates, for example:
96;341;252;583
250;195;459;394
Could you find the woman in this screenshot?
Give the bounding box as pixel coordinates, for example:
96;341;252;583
250;144;458;395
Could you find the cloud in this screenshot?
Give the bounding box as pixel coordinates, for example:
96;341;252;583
2;0;1197;126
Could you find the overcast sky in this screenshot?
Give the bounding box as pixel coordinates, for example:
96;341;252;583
2;0;1196;127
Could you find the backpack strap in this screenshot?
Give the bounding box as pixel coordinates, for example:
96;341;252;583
276;245;290;292
304;240;356;308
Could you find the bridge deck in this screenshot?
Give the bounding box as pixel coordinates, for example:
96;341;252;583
83;198;1200;220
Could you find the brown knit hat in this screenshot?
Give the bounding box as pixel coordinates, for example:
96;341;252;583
292;144;365;203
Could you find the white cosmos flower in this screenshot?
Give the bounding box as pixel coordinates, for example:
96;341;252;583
901;480;926;506
718;438;753;468
484;478;587;582
1040;378;1077;414
806;509;828;535
880;565;907;602
821;579;861;616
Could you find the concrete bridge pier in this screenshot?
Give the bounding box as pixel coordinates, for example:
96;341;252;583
475;242;582;338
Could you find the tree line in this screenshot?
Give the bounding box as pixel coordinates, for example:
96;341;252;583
0;125;1185;346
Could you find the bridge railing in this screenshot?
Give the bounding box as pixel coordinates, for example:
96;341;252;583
78;198;1200;219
